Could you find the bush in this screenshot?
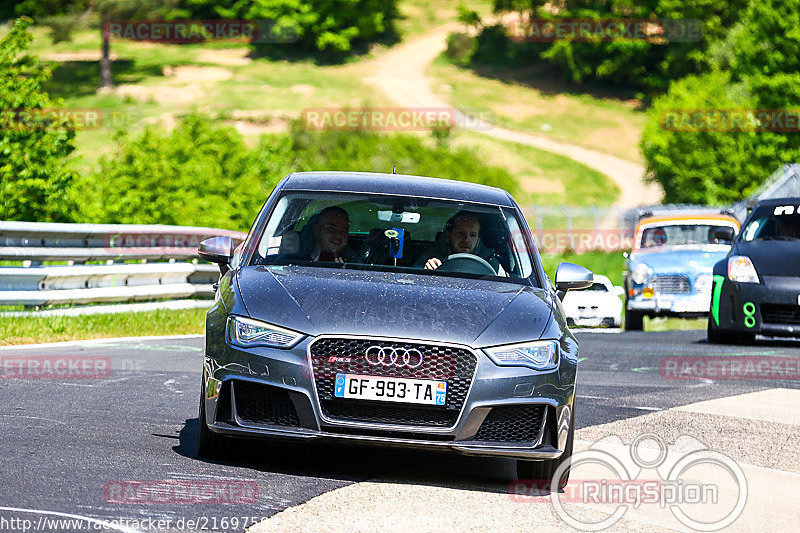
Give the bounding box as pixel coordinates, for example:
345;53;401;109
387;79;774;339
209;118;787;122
0;17;77;222
464;0;748;96
80;116;520;230
641;0;800;203
80;115;290;230
170;0;399;53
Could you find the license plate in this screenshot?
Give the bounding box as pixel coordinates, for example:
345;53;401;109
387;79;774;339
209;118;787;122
334;373;447;406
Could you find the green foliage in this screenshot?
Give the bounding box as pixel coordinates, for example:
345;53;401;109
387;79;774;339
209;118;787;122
80;115;519;230
167;0;398;53
641;0;800;204
540;250;625;286
0;17;77;222
284;120;519;193
81;114;289;230
468;0;748;96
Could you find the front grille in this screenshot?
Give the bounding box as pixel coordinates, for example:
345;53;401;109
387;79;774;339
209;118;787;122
324;401;458;427
472;405;546;443
762;304;800;325
310;337;477;428
233;380;301;427
652;275;691;294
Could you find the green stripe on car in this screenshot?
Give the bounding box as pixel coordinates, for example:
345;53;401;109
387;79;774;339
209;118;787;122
711;275;725;326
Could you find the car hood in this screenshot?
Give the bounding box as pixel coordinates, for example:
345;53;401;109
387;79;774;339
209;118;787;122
735;240;800;277
630;247;730;276
236;265;553;346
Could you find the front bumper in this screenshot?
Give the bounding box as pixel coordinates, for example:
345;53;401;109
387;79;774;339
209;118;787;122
713;275;800;337
627;291;710;316
201;332;576;461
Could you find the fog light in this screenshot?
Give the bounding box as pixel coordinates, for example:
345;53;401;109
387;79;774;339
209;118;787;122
643;286;655;299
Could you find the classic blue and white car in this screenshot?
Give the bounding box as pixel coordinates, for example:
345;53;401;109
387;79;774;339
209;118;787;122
623;213;740;330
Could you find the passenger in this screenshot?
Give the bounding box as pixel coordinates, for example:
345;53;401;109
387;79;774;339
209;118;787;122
309;206;350;262
415;212;499;271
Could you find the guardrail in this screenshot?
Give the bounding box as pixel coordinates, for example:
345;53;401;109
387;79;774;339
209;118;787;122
0;221;246;311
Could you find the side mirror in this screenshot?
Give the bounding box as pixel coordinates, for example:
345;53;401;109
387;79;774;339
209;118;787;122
712;227;735;244
555;262;593;301
199;236;233;275
612;285;625;297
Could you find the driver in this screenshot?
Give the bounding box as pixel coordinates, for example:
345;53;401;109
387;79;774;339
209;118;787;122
416;212;494;271
776;217;800;238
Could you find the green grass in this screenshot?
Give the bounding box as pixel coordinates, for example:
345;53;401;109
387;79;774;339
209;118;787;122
395;0;494;39
452;130;619;206
0;308;206;345
540;250;626;286
644;317;707;331
428;56;646;163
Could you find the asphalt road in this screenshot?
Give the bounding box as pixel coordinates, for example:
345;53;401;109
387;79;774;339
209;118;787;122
1;330;798;532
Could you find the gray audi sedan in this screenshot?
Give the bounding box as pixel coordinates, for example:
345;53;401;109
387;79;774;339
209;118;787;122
197;171;592;484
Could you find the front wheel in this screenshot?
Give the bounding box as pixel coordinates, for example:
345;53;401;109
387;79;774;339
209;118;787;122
625;307;644;331
197;384;229;459
707;319;755;345
517;407;574;490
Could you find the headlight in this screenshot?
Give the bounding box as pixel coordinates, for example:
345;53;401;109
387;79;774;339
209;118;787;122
728;256;760;284
631;263;653;285
226;316;304;348
484;340;559;371
694;273;713;294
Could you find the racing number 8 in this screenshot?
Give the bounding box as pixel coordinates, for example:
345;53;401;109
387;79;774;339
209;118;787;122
743;302;756;328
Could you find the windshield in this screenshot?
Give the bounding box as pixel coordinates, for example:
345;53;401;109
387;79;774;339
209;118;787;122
250;192;537;284
639;223;734;248
742;206;800;241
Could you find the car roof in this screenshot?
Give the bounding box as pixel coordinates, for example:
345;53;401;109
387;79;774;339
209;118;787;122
636;213;740;231
280;171;516;207
592;274;611;285
752;197;800;207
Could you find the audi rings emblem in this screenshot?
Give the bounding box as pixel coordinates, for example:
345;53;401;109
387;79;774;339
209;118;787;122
364;345;423;368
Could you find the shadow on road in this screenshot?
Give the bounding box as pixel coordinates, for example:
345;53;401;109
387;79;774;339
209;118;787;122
172;417;519;495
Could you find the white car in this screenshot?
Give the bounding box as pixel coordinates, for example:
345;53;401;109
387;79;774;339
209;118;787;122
562;275;623;327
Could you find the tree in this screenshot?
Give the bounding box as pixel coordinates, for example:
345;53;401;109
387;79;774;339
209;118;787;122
0;17;77;222
641;0;800;204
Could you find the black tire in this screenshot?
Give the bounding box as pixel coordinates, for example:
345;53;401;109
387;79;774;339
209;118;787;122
625;307;644;331
517;406;575;490
197;384;228;459
707;319;755;345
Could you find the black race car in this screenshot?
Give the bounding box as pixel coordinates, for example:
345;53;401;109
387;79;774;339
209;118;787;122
708;197;800;343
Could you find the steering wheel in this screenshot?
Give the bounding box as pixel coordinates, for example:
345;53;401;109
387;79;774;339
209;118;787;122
436;253;496;275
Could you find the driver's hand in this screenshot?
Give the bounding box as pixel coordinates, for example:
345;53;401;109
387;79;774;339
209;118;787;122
424;258;442;270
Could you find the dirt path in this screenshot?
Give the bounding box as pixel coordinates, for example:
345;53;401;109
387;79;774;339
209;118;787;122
363;25;663;216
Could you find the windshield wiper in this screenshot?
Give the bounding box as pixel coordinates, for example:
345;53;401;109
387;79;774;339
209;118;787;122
757;236;800;241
